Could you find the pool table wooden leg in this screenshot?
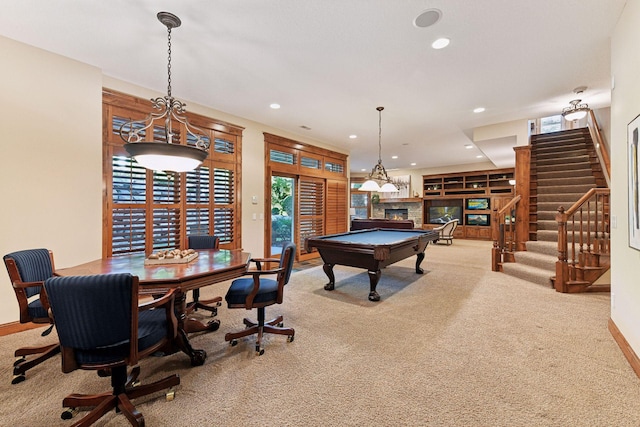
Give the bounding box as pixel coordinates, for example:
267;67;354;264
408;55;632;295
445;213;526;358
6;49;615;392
367;269;381;301
415;252;425;274
323;263;336;290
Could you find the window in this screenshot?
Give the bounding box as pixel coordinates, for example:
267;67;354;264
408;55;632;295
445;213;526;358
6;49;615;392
540;115;562;133
103;89;242;257
350;180;369;219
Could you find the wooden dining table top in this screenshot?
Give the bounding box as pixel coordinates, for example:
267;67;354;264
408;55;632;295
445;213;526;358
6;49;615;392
56;249;252;294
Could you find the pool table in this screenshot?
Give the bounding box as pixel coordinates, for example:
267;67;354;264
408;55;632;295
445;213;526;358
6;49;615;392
305;228;439;301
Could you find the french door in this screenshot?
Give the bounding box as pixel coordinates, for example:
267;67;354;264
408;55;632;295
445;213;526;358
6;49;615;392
268;174;326;260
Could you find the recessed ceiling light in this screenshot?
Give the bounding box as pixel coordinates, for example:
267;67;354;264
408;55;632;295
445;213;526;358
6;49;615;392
410;162;417;166
391;155;398;159
349;134;357;139
431;38;450;49
473;107;485;113
414;9;442;28
361;169;367;172
269;103;281;109
476;155;484;158
464;144;474;149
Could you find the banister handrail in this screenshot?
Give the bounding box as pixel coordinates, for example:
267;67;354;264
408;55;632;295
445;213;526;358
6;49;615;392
497;195;521;216
587;110;611;184
563;188;610;217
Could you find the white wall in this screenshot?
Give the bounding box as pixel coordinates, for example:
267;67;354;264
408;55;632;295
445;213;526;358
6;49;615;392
0;37;103;324
610;0;640;356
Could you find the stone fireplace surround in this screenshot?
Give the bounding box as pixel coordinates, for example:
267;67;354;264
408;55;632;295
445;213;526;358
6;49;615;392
372;200;423;227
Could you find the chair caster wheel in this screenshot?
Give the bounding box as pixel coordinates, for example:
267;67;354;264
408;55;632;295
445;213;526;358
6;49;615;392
13;356;26;367
287;335;295;343
11;374;25;385
256;345;264;356
211;308;218;317
166;389;175;401
230;340;238;347
277;322;284;327
61;408;77;420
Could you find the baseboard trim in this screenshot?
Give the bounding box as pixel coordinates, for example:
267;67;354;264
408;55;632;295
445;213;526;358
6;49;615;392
608;317;640;379
0;321;44;337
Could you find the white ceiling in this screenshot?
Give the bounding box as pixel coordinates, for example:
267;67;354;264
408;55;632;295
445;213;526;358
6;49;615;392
0;0;626;172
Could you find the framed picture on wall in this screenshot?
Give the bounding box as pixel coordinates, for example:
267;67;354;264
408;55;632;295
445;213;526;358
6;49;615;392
628;114;640;250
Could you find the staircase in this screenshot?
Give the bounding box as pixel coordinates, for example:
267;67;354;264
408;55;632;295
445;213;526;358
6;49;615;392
500;128;607;288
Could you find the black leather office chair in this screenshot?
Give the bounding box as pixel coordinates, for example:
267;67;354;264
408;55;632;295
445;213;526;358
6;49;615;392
3;248;61;384
224;242;296;355
44;273;180;426
187;235;223;315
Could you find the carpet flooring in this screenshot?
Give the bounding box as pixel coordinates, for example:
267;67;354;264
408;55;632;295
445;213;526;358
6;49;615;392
0;240;638;426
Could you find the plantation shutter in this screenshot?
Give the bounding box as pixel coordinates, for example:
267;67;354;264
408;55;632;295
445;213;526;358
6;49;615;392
213;167;235;243
152;171;181;250
298;177;325;254
185;166;210;236
111;155;147;255
325;179;348;235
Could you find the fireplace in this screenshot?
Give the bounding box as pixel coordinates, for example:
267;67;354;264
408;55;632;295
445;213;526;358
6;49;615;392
385;208;408;220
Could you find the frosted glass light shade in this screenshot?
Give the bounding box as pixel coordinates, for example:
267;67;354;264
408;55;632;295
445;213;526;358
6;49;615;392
125;142;207;172
359;180;382;192
379;182;399;192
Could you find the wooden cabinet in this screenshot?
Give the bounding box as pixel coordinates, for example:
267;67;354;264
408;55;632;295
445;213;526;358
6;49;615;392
422;168;514;197
422;168;514;240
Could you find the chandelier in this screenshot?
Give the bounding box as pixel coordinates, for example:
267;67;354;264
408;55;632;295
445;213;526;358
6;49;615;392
120;12;209;173
561;99;590;122
359;107;398;193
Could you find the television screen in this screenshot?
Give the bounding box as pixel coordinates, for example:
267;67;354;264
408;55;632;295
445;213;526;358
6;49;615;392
466;214;490;226
466;198;489;210
429;206;462;224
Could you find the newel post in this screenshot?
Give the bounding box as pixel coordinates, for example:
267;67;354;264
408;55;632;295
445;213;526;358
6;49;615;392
555;206;569;292
513;146;531;251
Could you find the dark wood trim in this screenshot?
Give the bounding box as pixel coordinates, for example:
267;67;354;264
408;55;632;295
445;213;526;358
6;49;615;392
264;132;348;161
0;321;45;337
376;198;422;203
608;318;640;379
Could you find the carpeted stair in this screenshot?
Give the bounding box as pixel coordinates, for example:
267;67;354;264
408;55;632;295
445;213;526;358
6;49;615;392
500;129;599;287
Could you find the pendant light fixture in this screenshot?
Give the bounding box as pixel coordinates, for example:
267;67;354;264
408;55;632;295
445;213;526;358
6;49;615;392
359;107;398;193
120;12;209;173
561;99;590;121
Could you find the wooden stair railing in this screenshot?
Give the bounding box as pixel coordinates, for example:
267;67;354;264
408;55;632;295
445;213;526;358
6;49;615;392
492;195;521;272
587;110;611;185
554;188;611;293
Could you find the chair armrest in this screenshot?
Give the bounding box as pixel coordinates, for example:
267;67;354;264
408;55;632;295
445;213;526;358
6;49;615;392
249;257;281;270
11;280;45;290
432;224;445;231
243;266;285;306
139;288;179;339
139;288;177;312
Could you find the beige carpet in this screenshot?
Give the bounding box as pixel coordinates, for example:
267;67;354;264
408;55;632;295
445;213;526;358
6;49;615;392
1;240;639;426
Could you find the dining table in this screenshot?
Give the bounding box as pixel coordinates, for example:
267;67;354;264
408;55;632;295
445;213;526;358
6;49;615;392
56;249;251;366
